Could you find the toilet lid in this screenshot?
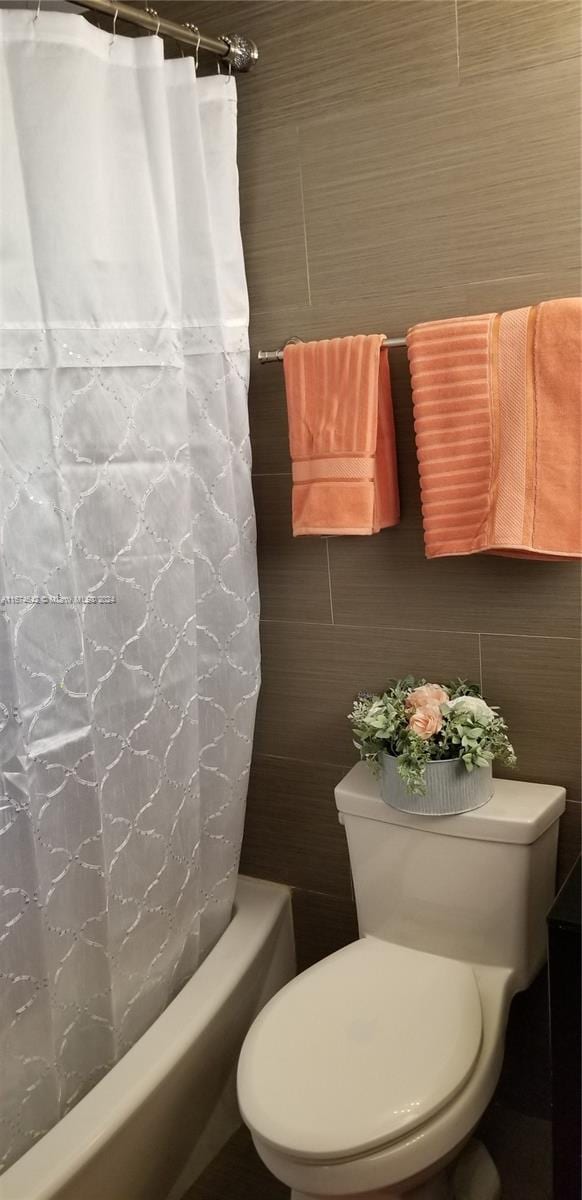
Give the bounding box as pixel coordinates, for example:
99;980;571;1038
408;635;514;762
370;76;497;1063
237;938;482;1162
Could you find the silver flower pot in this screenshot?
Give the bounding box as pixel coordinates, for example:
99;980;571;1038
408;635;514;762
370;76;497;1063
379;752;494;816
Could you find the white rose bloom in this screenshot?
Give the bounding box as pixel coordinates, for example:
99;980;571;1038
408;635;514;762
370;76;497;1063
445;696;496;725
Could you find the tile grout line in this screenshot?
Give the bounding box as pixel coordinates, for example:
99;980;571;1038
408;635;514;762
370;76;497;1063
259;617;579;642
325;538;335;624
296;123;313;306
253;750;353;769
251;749;582;803
454;0;461;84
478;633;484;692
291;884;356;902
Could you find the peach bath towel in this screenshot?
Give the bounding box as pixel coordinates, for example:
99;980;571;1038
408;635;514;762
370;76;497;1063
406;298;582;560
282;335;400;535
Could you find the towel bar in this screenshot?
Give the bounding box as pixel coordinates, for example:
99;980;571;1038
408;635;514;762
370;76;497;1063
257;336;407;363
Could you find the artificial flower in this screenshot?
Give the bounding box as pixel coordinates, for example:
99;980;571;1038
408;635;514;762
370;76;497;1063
408;704;443;738
405;683;449;710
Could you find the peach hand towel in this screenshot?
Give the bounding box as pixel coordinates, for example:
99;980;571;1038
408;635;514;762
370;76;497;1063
282;335;400;536
406;298;582;560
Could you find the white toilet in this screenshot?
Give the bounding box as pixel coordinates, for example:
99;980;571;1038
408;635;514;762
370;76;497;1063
237;761;565;1200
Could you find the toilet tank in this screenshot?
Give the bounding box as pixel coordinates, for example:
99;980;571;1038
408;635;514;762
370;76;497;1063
335;763;566;992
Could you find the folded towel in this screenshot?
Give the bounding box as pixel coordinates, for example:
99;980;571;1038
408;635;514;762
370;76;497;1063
406;298;582;560
282;335;400;536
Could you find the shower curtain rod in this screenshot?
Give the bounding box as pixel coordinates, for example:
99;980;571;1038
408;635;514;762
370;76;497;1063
258;336;407;363
73;0;259;71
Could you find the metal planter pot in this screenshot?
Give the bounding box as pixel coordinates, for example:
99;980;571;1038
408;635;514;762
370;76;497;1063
380;752;494;816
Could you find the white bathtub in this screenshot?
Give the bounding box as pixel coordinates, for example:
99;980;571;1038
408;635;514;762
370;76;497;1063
0;876;295;1200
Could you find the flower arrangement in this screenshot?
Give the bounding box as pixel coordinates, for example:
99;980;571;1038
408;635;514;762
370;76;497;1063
348;677;516;796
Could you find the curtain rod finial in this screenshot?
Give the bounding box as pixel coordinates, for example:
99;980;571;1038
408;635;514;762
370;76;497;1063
220;34;258;72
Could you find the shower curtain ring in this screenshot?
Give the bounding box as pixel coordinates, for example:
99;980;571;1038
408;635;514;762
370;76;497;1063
217;56;232;79
110;8;118;46
33;0;41;22
145;7;160;37
182;23;201;71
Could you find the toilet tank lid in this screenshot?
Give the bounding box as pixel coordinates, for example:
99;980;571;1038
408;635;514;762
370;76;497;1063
335;763;566;845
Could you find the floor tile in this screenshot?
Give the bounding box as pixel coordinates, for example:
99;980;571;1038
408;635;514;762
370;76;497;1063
479;1103;552;1200
184;1126;288;1200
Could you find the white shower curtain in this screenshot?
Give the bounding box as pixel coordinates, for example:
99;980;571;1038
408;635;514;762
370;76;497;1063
0;9;259;1171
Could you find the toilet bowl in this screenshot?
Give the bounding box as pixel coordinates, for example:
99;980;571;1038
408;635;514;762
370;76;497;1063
238;938;510;1198
237;765;565;1198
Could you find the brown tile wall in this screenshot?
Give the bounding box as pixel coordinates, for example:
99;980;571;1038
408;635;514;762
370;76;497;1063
167;0;581;1117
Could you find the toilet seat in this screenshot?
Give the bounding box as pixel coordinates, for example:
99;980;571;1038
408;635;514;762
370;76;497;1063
237;937;483;1163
